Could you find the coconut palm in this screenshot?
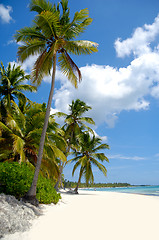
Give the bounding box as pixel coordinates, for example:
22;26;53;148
0;62;36;109
0;101;66;180
14;0;98;204
54;99;95;190
57;99;95;144
70;132;109;194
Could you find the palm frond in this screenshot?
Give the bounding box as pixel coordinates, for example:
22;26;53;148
0;121;14;135
85;162;94;184
53;111;67;118
14;84;37;92
31;44;55;85
9;101;26;131
58;50;81;88
48;133;66;152
92;158;107;177
34;10;60;39
13;135;25;156
79;117;95;125
17;39;46;63
72;160;81;176
29;0;55;14
41;157;59;179
92;153;109;162
14;26;46;42
65;40;98;55
62;8;92;38
93;143;110;152
48;144;67;162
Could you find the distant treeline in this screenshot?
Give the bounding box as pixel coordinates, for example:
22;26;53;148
64;180;131;189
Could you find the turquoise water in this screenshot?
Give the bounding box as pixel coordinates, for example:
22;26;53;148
83;185;159;196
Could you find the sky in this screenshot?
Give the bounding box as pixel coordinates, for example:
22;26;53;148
0;0;159;185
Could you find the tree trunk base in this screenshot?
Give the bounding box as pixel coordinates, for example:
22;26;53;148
54;181;59;191
74;189;79;194
22;195;39;207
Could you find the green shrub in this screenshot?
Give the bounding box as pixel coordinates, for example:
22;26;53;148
0;162;61;204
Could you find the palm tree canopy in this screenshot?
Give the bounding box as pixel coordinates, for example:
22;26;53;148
0;62;36;106
55;99;95;138
0;101;66;179
70;132;109;185
13;0;98;202
14;0;98;88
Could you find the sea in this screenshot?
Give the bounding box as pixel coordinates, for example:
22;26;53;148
82;185;159;196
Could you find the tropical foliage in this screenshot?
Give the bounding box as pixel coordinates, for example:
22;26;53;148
0;162;61;204
14;0;98;203
0;101;66;180
63;180;131;189
54;99;95;190
70;132;109;193
0;62;36;109
0;0;111;205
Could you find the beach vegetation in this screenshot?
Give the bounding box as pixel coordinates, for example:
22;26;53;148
0;61;36;110
14;0;98;205
0;162;61;204
54;99;95;190
0;101;66;181
69;132;109;193
63;180;131;189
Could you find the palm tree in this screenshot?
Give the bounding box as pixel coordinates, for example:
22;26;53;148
0;62;36;109
70;132;109;194
14;0;98;204
54;99;95;190
0;101;66;181
57;99;95;143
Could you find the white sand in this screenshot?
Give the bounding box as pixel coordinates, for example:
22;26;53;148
2;190;159;240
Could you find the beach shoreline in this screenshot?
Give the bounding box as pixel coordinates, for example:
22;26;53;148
2;190;159;240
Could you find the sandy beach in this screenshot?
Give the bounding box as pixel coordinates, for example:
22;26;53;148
2;190;159;240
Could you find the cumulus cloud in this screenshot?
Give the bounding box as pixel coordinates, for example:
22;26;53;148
53;51;159;127
0;4;13;23
114;14;159;57
51;14;159;128
11;14;159;128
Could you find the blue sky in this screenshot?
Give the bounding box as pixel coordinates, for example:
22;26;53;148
1;0;159;185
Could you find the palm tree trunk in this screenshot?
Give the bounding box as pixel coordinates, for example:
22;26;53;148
74;167;83;194
23;53;57;206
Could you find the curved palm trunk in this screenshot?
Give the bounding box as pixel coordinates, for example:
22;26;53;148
23;53;57;206
74;167;84;194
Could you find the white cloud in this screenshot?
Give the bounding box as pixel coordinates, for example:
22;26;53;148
53;51;159;127
7;40;24;46
15;50;159;129
10;14;159;128
0;4;13;23
52;14;159;128
115;14;159;57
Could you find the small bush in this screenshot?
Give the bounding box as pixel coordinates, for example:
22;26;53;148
0;162;61;204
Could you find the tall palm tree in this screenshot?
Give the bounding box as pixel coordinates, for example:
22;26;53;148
0;101;66;180
54;99;95;190
0;62;36;109
70;132;109;194
14;0;98;204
